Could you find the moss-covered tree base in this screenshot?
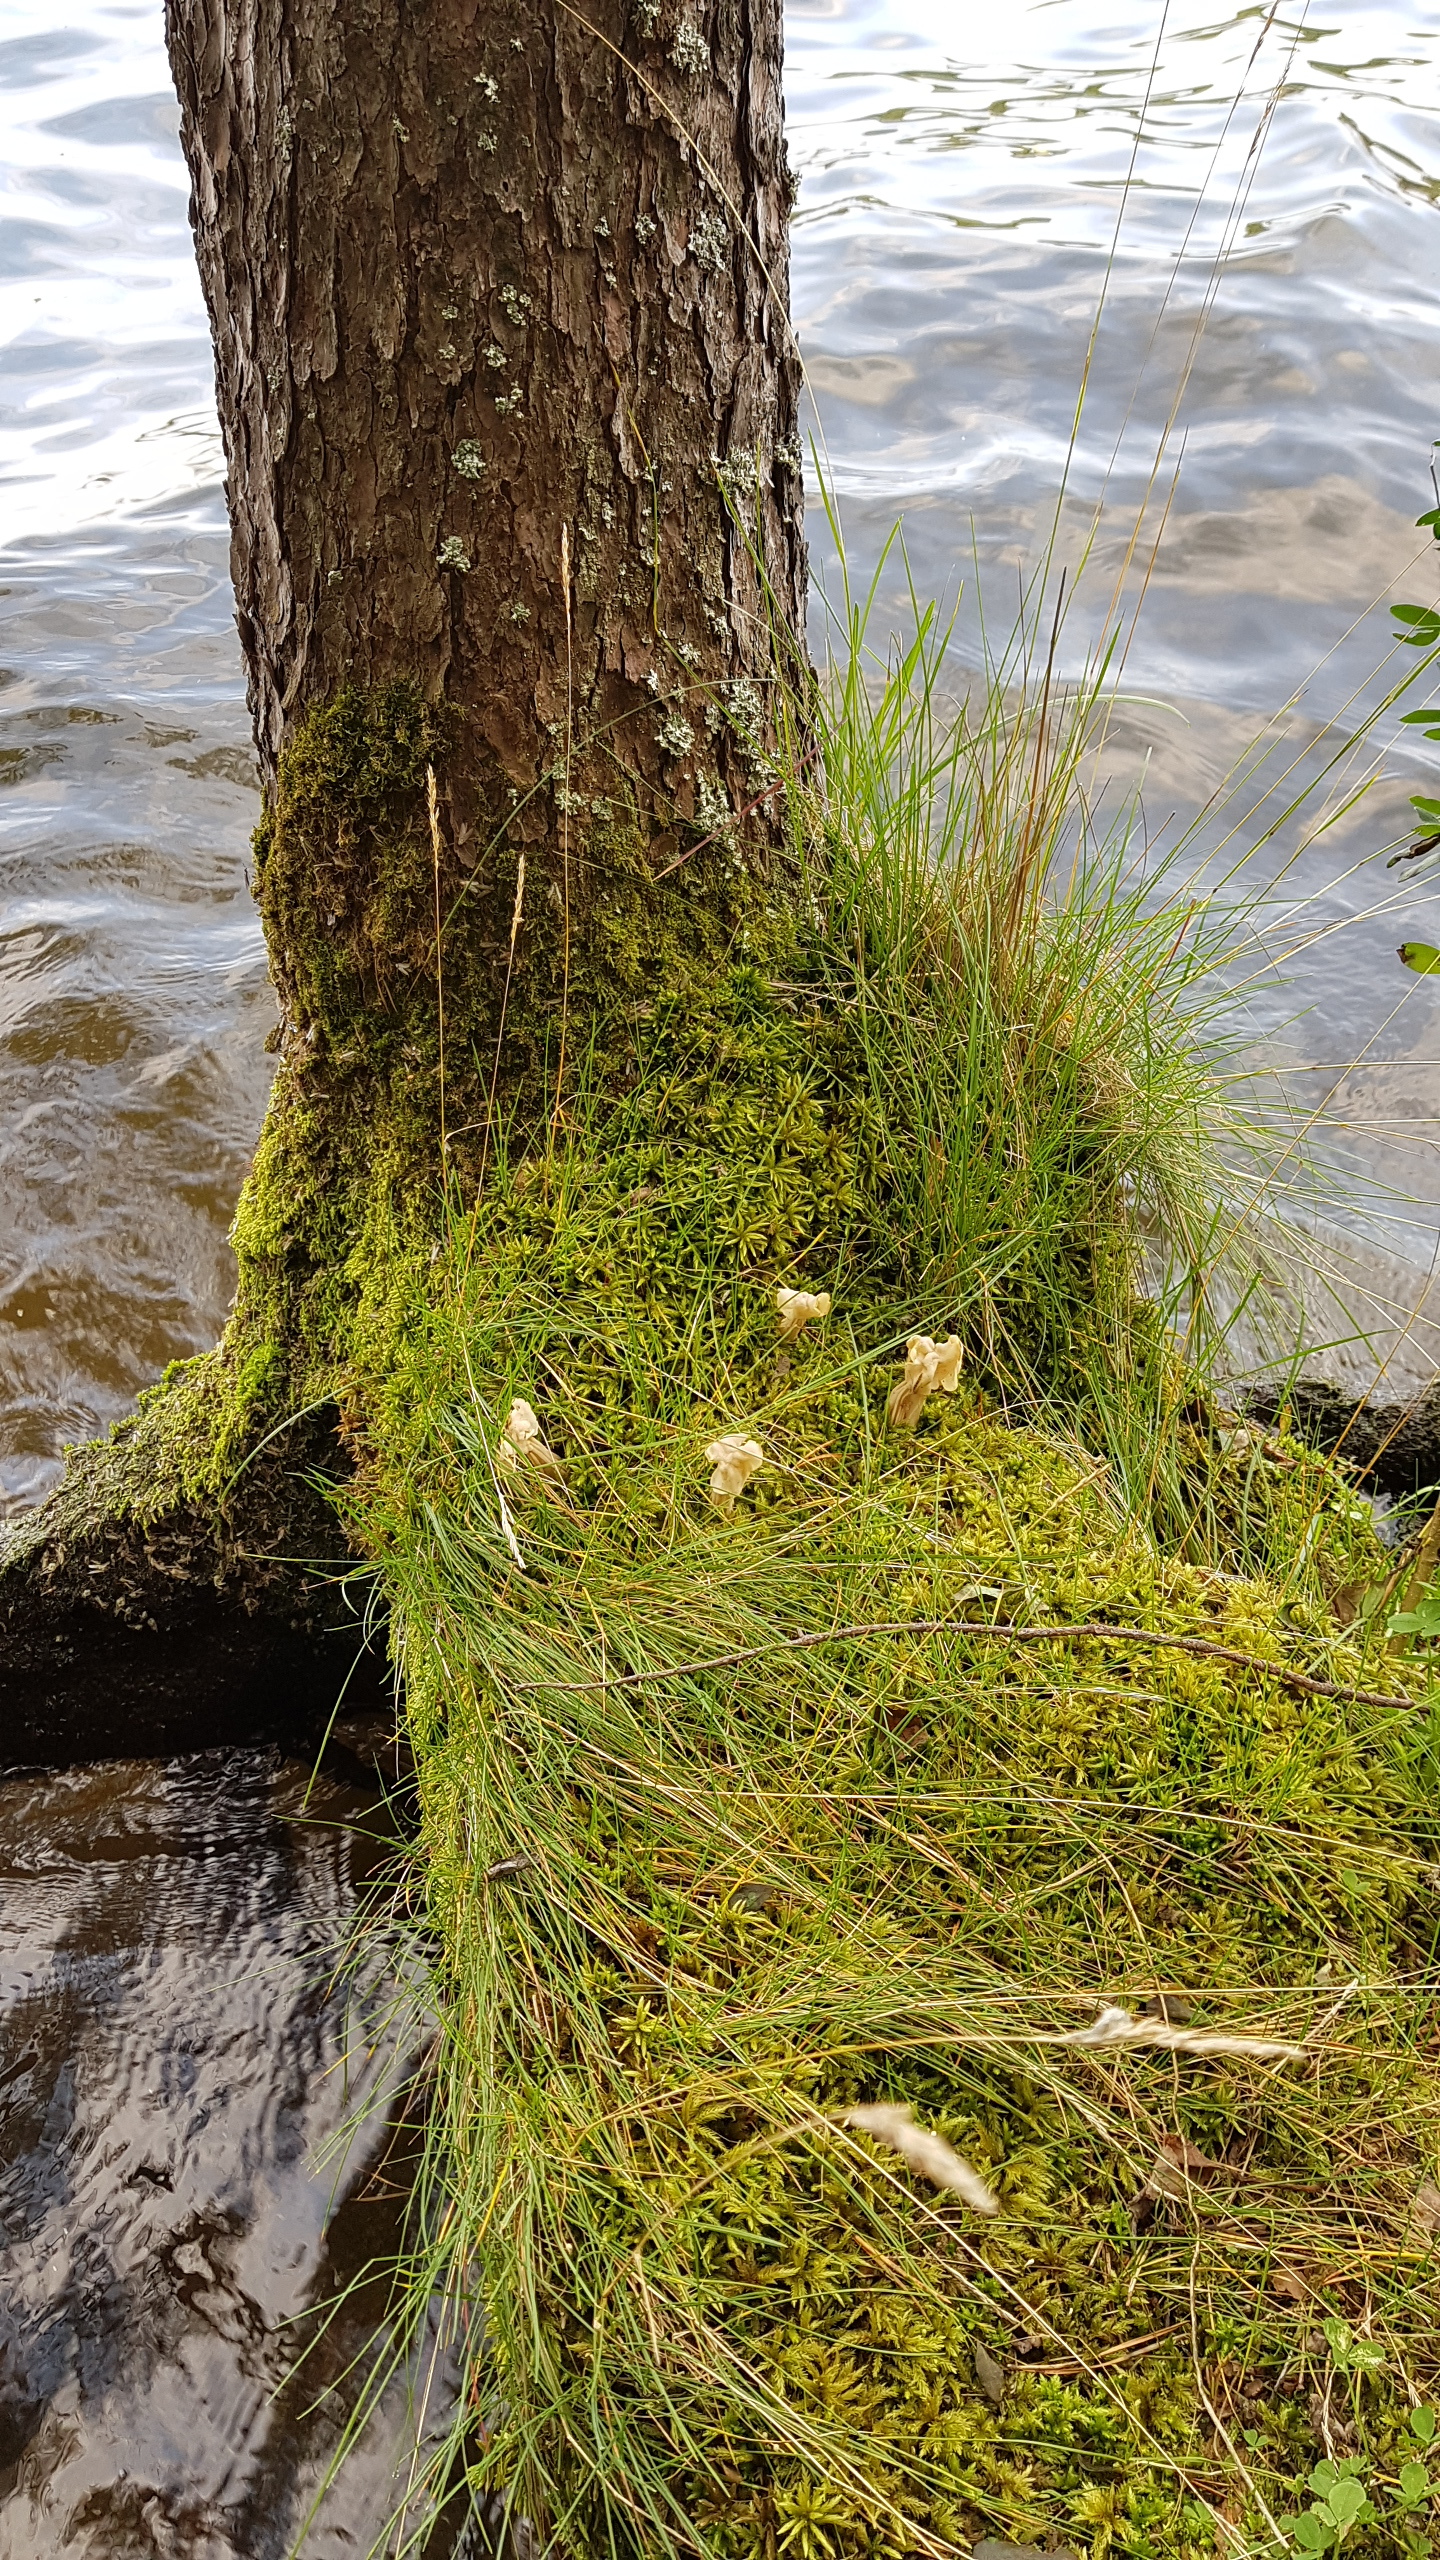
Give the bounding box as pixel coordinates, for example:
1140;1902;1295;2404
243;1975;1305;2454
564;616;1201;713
0;1358;385;1761
7;689;1436;2553
319;963;1434;2559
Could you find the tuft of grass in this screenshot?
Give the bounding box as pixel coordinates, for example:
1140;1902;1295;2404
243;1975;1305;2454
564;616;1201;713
351;1255;1437;2559
308;578;1440;2557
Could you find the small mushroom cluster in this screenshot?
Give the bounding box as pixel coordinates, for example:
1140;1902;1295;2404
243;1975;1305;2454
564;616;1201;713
496;1286;967;1539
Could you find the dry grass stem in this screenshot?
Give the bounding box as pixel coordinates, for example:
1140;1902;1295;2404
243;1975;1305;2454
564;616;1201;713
840;2102;1000;2213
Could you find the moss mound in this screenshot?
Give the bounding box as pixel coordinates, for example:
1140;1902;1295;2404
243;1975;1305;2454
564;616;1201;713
22;687;1437;2554
336;961;1440;2560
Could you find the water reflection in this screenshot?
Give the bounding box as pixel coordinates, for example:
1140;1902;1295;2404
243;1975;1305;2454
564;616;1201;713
0;1742;433;2557
786;0;1440;1273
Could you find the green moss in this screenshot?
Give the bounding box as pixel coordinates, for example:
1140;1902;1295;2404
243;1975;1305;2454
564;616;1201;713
340;952;1434;2558
30;676;1431;2554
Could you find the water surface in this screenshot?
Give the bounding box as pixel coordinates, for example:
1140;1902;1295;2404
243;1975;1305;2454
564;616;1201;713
0;1739;438;2556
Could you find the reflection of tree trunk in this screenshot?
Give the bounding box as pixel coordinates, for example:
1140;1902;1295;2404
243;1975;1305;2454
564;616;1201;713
1;0;810;1749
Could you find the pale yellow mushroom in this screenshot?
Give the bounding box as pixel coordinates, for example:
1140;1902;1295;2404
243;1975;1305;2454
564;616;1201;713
885;1334;964;1429
705;1432;764;1515
498;1396;562;1475
776;1285;832;1344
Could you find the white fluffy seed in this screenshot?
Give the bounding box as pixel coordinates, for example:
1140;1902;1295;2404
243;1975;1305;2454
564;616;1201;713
842;2102;998;2214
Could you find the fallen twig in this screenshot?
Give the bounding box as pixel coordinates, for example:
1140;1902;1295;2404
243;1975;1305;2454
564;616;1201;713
531;1615;1408;1714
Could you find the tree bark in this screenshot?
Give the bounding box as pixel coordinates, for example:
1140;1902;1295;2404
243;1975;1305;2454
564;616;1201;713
166;0;807;1001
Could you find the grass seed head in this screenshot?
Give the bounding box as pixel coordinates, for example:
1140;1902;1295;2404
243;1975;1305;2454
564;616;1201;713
1055;2001;1306;2062
841;2101;999;2214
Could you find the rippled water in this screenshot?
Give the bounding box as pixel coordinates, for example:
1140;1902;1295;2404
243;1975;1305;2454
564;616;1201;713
0;1740;444;2555
5;4;1440;2545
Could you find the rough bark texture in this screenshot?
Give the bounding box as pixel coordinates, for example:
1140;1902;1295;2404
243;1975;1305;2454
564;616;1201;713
167;0;807;981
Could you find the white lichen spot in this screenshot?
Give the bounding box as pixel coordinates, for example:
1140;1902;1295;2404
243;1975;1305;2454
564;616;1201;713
594;217;612;239
633;0;660;33
671;15;710;75
777;1286;831;1343
635;212;658;243
644;669;662;694
392;116;409;141
499;284;533;325
508;600;531;621
437;535;471;572
473;72;499;98
705;1433;763;1516
657;711;696;758
689;210;729;273
601;500;616;528
886;1335;964;1429
438;342;456;361
717;442;761;502
727;674;765;739
452;439;487;479
498;1397;563;1476
485;343;509;371
694;773;734;841
494;392;524;415
675;639;701;668
476;129;498;154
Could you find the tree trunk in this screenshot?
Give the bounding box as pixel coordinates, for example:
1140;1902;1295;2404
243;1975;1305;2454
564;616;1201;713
0;0;810;1746
168;0;806;987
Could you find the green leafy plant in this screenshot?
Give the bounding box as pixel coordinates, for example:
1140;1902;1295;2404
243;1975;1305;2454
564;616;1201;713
1278;2410;1439;2557
1324;2319;1388;2384
1388;1591;1440;1641
1283;2459;1376;2553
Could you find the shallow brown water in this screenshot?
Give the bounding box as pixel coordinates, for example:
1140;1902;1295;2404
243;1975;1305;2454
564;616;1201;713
0;1740;444;2557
